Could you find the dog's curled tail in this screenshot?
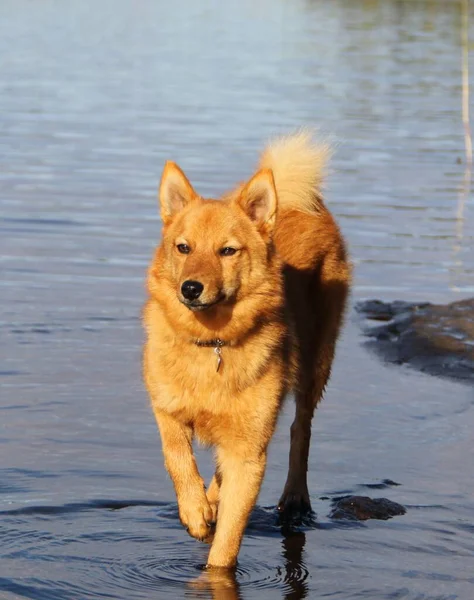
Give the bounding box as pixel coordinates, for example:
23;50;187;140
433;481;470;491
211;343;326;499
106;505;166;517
259;130;331;213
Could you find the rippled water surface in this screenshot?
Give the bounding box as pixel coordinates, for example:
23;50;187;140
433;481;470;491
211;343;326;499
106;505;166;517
1;1;474;599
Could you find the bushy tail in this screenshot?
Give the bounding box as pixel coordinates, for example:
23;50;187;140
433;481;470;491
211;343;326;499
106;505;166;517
259;130;331;213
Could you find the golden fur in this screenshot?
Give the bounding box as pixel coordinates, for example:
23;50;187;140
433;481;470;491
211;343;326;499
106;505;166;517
259;129;331;212
143;131;350;568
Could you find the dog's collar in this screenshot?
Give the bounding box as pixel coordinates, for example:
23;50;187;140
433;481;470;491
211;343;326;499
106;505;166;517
193;338;226;372
193;338;226;348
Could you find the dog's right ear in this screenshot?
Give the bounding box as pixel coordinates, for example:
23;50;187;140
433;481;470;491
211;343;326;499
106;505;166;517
159;161;197;225
235;168;277;237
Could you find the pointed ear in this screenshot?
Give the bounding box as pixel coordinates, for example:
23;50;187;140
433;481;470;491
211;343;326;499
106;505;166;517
159;161;197;225
236;169;277;233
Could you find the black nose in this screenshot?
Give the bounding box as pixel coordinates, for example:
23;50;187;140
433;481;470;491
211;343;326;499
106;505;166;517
181;280;204;301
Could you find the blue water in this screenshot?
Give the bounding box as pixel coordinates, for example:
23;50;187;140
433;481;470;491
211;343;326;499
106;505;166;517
1;1;473;598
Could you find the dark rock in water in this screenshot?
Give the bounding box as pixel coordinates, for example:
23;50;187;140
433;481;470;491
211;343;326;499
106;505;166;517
356;298;474;382
330;496;406;521
361;479;401;490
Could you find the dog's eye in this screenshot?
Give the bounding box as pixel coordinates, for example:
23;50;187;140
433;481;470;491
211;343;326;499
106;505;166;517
219;247;237;257
176;244;191;254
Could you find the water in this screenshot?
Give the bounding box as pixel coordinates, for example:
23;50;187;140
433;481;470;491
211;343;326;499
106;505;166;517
1;1;473;598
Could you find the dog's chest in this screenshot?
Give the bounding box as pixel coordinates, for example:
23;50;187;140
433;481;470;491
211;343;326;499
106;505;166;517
155;350;253;443
147;337;284;439
150;343;242;409
156;333;274;391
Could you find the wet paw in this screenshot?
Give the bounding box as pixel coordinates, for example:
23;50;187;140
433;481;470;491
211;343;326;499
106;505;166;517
277;489;312;519
179;499;215;541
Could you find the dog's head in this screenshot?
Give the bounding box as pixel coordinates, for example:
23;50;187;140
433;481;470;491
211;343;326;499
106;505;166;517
157;161;278;312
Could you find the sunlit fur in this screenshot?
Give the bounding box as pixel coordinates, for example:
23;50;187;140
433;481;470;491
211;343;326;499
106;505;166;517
143;131;351;568
259;129;332;212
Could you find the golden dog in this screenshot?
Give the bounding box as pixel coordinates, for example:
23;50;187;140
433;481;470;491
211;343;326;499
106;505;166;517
143;132;350;568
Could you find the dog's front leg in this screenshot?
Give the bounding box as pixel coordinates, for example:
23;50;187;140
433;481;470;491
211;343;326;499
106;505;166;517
206;446;267;568
154;410;214;541
206;472;221;523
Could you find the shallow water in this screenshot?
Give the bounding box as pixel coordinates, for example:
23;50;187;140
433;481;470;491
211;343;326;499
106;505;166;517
1;1;474;598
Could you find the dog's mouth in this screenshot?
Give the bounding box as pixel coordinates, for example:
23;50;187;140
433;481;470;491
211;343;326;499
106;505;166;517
180;294;226;312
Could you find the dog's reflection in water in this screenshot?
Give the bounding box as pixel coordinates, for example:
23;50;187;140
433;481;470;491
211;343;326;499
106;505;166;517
280;531;308;600
188;531;308;600
189;566;242;600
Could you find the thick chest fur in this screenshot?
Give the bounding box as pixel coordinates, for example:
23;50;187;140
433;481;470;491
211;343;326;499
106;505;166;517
143;302;290;447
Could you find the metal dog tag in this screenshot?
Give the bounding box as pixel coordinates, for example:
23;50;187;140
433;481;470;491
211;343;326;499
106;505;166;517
214;340;223;372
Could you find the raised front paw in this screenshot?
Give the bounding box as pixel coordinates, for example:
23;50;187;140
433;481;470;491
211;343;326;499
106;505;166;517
179;497;215;541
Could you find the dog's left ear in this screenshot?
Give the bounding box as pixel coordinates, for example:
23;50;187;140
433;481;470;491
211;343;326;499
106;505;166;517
236;169;277;235
159;161;198;225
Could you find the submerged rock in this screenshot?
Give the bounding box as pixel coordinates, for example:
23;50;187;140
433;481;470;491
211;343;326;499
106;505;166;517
356;298;474;382
330;496;406;521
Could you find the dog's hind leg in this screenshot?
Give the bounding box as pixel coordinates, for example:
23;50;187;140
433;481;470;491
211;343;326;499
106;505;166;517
277;391;314;516
277;366;331;518
278;308;348;518
278;250;350;518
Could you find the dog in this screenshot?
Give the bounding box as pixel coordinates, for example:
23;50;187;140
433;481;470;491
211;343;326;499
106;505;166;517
143;131;350;568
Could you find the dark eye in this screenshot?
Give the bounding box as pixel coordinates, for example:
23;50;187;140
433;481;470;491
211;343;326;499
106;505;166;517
177;243;191;254
219;247;237;257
